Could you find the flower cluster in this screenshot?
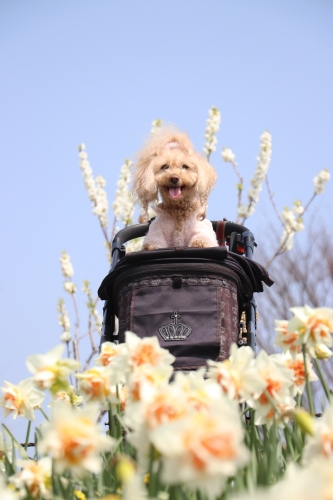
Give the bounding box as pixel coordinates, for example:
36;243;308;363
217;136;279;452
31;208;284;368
0;378;44;421
57;298;71;343
59;250;74;279
26;345;79;394
151;119;163;134
208;344;298;428
237;131;272;220
39;402;115;477
82;280;103;335
203;106;221;159
221;147;236;163
313;168;330;194
78;144;109;229
279;201;304;251
9;457;52;499
112;159;135;227
275;305;333;360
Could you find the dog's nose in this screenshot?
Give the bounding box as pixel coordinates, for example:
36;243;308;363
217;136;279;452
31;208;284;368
170;176;180;185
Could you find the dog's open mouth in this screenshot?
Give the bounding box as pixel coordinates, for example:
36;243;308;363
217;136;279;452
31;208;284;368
168;186;184;200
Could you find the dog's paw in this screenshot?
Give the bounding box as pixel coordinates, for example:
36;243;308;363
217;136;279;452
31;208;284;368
142;243;156;251
190;239;207;248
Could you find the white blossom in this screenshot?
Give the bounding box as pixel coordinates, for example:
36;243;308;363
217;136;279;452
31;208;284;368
151;119;163;134
313;168;330;194
221;147;235;163
112;159;135;226
63;281;76;295
238;131;272;220
59;251;74;278
78;144;109;228
203;106;221;159
280;201;304;251
57;299;71;342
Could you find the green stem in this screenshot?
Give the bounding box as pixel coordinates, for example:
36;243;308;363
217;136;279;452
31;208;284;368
302;345;315;416
313;357;331;402
39;407;49;421
25;421;31;451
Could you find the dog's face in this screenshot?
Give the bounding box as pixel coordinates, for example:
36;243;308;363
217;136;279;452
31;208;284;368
133;128;217;221
151;150;199;206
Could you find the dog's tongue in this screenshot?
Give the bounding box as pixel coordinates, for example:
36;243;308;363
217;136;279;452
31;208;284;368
169;187;182;199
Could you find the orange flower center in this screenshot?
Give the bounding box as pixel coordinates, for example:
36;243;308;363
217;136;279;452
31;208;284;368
258;378;281;404
286;359;305;386
132;344;160;366
190;433;236;470
147;395;186;427
4;391;23;413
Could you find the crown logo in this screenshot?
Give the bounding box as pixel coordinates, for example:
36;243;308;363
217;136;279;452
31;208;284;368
158;311;192;341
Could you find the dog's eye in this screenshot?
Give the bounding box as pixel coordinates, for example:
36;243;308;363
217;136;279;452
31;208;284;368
182;164;189;170
161;164;169;170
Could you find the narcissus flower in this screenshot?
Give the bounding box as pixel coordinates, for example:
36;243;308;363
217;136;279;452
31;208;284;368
253;351;295;427
303;403;333;464
76;366;114;404
0;378;44;421
150;399;249;500
115;332;175;383
274;319;301;357
39;402;115;477
207;344;266;406
26;345;80;393
9;457;52;499
95;341;126;367
288;305;333;349
271;352;317;397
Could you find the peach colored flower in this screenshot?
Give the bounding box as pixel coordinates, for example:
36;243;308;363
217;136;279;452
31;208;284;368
274;319;301;357
0;378;44;421
9;457;52;499
288;305;333;349
39;402;115;477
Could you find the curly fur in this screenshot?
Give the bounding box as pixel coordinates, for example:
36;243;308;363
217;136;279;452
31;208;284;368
132;125;218;250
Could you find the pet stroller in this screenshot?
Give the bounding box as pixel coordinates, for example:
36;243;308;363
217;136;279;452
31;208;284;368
98;220;273;371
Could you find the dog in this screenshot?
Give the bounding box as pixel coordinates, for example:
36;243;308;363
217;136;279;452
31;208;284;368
133;126;218;250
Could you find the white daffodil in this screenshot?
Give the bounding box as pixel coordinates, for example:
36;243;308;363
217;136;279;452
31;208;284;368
0;475;17;500
288;305;333;349
207;343;266;406
39;402;115;477
9;457;52;499
51;385;83;407
75;366;115;404
150;399;249;500
274;319;301;357
253;351;295;427
26;345;80;393
115;331;175;383
303;403;333;464
0;378;44;421
271;352;317;397
95;341;127;367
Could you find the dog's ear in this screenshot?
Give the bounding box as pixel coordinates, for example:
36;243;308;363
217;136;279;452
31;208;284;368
133;161;158;223
195;154;218;219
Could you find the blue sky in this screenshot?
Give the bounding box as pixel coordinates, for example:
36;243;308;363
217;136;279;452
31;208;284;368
1;1;332;436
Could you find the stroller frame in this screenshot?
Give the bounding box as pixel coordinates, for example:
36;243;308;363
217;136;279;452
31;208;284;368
100;220;258;352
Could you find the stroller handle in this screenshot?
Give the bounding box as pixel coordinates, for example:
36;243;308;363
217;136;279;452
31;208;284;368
112;220;251;251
